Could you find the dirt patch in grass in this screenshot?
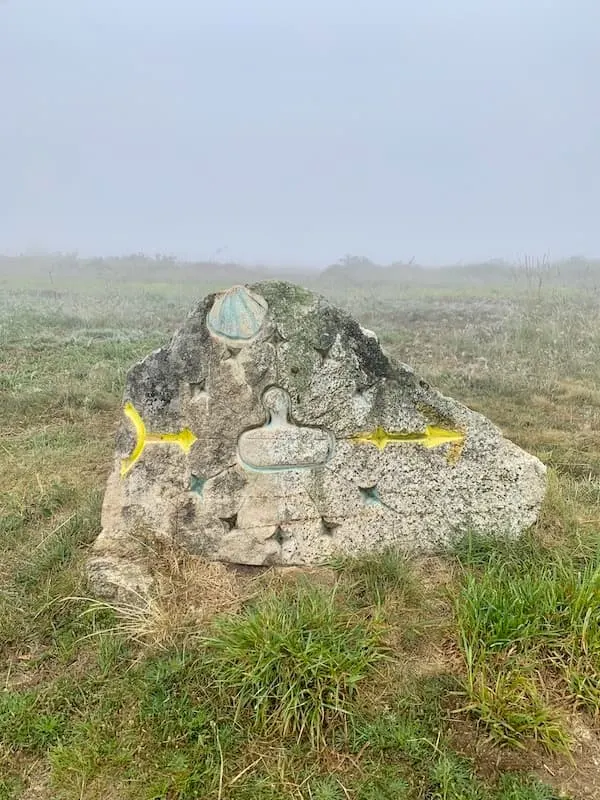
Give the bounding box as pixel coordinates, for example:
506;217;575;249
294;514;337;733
18;762;52;800
448;713;600;800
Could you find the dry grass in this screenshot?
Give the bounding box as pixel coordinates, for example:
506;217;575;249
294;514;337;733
3;266;600;798
74;551;250;650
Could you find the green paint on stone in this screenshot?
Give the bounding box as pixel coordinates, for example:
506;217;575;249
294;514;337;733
190;474;207;496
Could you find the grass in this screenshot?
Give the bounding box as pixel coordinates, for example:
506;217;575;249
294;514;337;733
204;584;385;747
454;530;600;748
331;547;421;608
459;662;570;752
2;260;600;797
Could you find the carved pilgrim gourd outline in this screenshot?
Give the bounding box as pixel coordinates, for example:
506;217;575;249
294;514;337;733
237;386;335;472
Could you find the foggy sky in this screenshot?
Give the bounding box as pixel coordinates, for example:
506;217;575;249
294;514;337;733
1;0;599;266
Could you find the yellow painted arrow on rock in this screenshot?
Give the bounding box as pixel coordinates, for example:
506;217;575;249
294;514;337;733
351;425;465;460
120;402;198;477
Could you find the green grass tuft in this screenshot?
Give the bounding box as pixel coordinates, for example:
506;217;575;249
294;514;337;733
460;660;570;753
332;547;421;608
0;691;68;753
357;768;411;800
427;752;487;800
495;773;562;800
455;541;600;751
204;584;386;747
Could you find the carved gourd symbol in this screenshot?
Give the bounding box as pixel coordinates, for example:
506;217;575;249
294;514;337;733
238;387;335;472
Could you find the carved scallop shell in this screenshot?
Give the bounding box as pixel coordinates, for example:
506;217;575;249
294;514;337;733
207;285;268;342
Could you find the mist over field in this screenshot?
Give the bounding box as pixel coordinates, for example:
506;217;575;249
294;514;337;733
1;0;599;265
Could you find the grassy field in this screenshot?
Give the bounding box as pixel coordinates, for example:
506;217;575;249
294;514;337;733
1;258;600;799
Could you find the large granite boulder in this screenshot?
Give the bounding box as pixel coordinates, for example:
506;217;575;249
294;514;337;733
89;281;546;599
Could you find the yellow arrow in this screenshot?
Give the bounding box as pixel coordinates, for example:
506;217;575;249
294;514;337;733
351;425;465;458
120;402;198;477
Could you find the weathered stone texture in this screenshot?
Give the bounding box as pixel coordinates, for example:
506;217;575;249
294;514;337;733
88;282;546;599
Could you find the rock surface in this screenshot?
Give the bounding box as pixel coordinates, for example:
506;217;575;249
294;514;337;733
89;281;547;599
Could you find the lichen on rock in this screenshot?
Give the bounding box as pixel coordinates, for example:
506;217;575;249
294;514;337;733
88;281;547;599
